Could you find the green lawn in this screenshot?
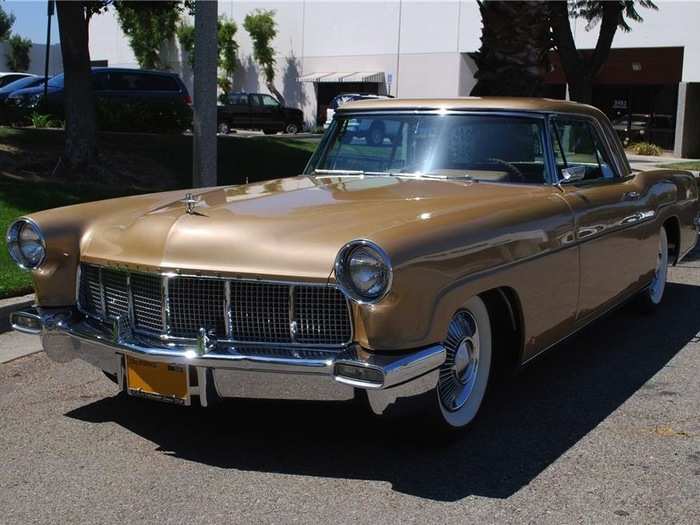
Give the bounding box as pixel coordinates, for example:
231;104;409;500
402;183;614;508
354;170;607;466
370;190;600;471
0;127;317;298
656;161;700;171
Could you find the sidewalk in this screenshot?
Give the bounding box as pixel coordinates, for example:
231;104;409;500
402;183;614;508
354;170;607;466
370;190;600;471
627;153;700;174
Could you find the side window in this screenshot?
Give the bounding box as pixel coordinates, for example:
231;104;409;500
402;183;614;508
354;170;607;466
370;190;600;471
92;73;108;91
107;73;135;91
229;94;248;105
250;95;262;106
552;118;616;181
136;74;179;91
261;95;280;107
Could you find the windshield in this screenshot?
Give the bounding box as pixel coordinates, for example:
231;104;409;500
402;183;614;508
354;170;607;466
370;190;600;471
306;113;549;184
0;76;43;93
47;74;64;88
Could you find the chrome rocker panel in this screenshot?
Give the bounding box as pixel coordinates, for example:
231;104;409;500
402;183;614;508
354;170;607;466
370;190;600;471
11;307;445;415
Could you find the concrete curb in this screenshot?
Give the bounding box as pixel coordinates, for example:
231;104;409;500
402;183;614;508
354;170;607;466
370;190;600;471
0;294;35;334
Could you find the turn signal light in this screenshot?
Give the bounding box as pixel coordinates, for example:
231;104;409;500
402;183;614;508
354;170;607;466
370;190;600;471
334;363;384;385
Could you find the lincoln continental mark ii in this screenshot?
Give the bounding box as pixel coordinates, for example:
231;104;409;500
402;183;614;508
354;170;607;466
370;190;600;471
8;98;699;429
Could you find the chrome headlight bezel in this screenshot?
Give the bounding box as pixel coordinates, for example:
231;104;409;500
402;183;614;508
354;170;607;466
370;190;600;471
6;218;46;270
335;239;392;304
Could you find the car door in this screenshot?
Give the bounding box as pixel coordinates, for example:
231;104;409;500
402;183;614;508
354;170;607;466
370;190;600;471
258;94;284;130
220;94;251;129
552;115;657;322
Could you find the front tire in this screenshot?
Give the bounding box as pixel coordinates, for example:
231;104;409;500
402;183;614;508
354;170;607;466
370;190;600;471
432;296;493;429
637;227;669;311
218;122;230;135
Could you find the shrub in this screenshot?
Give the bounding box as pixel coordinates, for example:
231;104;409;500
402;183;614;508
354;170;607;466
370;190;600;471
630;142;662;156
95;99;192;133
30;112;61;129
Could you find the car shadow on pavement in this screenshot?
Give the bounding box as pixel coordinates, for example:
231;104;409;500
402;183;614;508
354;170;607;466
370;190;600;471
66;281;700;502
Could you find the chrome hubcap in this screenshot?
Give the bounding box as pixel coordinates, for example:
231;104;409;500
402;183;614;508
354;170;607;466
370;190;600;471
439;311;480;412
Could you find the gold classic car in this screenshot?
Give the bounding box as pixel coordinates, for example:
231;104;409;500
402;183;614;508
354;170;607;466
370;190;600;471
8;98;699;430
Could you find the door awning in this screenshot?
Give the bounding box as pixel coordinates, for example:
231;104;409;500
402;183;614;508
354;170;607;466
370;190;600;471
298;71;385;83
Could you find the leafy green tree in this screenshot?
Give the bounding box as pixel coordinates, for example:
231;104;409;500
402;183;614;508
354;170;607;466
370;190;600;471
550;0;657;103
0;2;15;41
5;34;31;71
177;16;238;98
470;1;552;97
114;1;182;69
218;17;238;92
243;9;283;104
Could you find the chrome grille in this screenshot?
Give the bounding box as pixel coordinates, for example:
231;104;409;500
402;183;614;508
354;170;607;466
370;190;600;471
230;281;291;343
169;277;226;338
79;265;103;314
131;273;164;333
294;286;352;345
101;270;129;319
78;264;352;346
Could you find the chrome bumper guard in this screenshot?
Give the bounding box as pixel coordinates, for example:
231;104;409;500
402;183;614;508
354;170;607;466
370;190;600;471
11;307;445;414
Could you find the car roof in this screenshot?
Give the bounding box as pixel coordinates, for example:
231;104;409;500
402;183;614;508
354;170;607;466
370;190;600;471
339;97;606;119
90;67;179;77
0;72;35;77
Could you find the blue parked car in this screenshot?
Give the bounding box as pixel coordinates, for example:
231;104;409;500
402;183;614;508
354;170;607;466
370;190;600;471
7;67;192;132
0;75;46;123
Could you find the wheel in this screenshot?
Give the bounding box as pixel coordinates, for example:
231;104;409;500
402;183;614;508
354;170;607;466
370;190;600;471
367;123;385;146
262;128;277;135
432;296;493;429
637;227;669;311
218;122;230;135
284;122;300;134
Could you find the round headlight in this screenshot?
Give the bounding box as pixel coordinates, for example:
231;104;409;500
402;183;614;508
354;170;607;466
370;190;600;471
6;219;46;269
336;240;392;303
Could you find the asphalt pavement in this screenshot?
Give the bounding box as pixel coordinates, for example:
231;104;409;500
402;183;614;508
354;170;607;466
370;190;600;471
1;254;700;524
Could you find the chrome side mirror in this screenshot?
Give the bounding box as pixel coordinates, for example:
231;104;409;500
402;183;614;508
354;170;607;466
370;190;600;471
560;166;586;183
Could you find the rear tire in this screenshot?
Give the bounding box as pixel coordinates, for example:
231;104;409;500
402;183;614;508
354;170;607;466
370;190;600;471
636;227;669;312
262;128;277;135
284;122;300;134
218;122;230;135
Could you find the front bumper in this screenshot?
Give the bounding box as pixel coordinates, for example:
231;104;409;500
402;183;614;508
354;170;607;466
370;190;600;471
11;307;445;414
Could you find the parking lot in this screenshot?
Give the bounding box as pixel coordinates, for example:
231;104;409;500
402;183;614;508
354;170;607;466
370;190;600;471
1;253;699;524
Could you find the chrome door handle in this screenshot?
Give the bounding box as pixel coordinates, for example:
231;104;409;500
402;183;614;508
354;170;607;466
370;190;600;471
623;191;641;201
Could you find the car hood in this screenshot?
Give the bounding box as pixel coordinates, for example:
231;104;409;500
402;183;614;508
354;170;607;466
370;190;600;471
67;175;555;280
8;85;59;98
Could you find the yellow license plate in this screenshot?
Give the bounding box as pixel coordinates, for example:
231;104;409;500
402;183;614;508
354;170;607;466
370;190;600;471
126;356;188;404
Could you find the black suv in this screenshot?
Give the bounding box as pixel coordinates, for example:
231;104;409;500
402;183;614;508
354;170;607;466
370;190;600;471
7;68;191;132
217;93;304;134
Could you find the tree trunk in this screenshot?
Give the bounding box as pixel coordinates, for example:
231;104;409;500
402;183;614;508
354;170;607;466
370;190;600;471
56;2;96;178
549;0;622;105
470;1;552;97
267;81;285;106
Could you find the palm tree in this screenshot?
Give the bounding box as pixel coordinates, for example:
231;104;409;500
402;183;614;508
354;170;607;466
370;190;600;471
550;1;657;104
470;1;552;97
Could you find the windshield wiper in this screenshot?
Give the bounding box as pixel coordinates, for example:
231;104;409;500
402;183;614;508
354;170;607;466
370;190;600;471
313;169;472;181
312;169;368;176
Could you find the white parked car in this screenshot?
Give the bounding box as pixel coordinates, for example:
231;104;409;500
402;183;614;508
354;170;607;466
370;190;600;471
324;93;391;129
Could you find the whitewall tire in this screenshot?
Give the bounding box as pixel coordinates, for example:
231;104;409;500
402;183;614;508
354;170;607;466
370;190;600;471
435;296;493;429
638;227;669;311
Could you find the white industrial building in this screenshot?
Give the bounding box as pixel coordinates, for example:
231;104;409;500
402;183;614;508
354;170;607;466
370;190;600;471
81;0;700;156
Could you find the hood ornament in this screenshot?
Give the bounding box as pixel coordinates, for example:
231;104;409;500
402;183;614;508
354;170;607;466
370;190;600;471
181;193;204;216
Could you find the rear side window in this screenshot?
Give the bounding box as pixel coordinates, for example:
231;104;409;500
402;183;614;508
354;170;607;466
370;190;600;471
107;72;180;91
551;118;617;181
229;94;249;105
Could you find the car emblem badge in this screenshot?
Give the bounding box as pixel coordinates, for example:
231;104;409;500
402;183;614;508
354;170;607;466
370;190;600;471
182;193;201;215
